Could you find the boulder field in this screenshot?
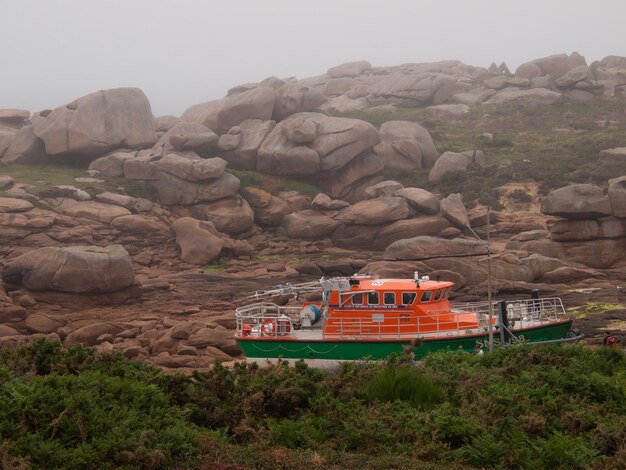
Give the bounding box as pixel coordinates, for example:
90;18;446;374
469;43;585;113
1;51;626;367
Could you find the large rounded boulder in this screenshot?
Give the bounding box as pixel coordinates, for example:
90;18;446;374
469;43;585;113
2;245;135;293
541;184;613;219
32;88;156;157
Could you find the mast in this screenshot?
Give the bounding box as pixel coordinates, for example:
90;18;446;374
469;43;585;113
465;207;495;352
486;207;494;352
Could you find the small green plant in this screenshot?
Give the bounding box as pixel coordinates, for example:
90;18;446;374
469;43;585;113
368;366;443;410
508;188;533;203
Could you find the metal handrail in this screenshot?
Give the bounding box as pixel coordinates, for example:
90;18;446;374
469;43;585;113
235;298;568;340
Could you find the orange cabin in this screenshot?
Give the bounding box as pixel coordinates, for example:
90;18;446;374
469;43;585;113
322;278;480;338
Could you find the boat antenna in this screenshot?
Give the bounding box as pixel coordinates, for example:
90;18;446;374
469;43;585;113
464;207;495;352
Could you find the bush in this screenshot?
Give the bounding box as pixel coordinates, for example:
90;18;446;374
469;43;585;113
1;340;624;468
368;366;443;410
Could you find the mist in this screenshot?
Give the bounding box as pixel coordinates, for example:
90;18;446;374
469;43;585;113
1;0;625;115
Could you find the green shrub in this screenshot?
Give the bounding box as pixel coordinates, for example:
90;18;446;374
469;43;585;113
368;366;443;410
508;188;533;203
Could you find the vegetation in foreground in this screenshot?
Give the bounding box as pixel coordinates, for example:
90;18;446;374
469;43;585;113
0;340;624;469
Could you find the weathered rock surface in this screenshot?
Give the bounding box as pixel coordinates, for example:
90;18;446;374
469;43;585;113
363;180;404;199
319;152;384;201
338;197;409;225
485;88;562;105
153;171;240;205
2;245;135;293
327;61;372;78
182;87;276;134
541;184;613;219
599;147;626;164
156;122;218;155
257;112;380;176
32;88;156;156
188;196;254;234
372;121;438;169
608;176;626;217
395;188;440;214
429;150;484;183
0;197;33;213
374;216;452;250
384;236;486;261
282;210;340;239
54;199;131;224
171;217;224;265
440;193;469;229
88;150;136;177
2;126;47;164
506;235;625;269
272;84;327;121
311;193;350;210
549;217;626;241
217;119;275;170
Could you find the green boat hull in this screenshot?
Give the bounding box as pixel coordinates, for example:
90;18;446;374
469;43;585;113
236;320;574;361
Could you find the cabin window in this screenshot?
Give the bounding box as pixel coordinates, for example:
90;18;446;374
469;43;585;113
420;291;432;303
352;293;364;305
368;292;379;305
442;288;450;299
433;289;442;301
402;292;417;305
383;292;395;305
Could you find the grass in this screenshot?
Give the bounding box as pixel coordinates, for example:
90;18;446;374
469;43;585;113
567;302;626;319
227;168;321;197
331;96;626;204
0;163;158;200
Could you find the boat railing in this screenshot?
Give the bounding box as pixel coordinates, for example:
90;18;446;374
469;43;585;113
235;298;568;340
324;297;568;339
452;297;567;322
235;303;301;338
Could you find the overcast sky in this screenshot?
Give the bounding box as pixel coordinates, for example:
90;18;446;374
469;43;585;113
1;0;625;116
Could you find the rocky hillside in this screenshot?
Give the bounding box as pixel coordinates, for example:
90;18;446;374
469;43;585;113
1;52;625;369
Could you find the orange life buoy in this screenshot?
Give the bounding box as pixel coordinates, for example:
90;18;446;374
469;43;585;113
261;319;276;336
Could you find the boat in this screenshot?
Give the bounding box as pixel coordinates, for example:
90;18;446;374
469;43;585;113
234;273;583;366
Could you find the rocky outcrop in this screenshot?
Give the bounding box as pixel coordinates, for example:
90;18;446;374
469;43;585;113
155;122;218;156
395;188;440;214
153;163;240;206
272;84;327;121
337;197;409;225
240;187;291;226
485;88;562;105
257;112;380;176
506;236;625;269
319;152;385;201
2;245;135;293
429;150;485;182
440;193;469;229
281;210;340;239
32;88;156;157
187;195;254;234
0;109;30;129
373;121;438;169
217;119;276;170
2;126;47;164
0;197;33;213
171;217;225;265
384;236;485;261
327;61;372;78
608;176;626;217
182;87;276;134
541;184;612;219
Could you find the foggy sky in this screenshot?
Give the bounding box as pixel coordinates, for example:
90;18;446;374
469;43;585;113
2;0;625;116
